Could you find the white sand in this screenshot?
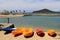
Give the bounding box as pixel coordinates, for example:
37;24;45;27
0;14;60;18
0;31;60;40
0;14;24;18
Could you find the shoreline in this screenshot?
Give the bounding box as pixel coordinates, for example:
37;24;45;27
0;14;60;18
24;14;60;16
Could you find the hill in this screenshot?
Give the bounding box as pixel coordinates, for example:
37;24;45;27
33;9;55;13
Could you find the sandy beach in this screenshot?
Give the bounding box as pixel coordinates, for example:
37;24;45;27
0;14;24;18
0;31;60;40
0;14;60;18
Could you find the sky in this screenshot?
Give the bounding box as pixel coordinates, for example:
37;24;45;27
0;0;60;12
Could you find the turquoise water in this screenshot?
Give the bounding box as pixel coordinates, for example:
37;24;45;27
0;16;60;31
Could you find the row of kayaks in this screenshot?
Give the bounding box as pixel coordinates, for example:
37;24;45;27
0;28;57;38
12;28;34;37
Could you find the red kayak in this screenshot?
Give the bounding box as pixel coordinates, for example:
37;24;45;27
36;28;45;37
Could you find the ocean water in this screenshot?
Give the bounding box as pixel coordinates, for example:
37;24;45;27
0;16;60;31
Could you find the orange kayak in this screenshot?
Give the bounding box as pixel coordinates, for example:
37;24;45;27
23;28;34;38
12;28;26;37
47;29;57;37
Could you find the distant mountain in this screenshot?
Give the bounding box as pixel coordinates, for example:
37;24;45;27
33;9;55;13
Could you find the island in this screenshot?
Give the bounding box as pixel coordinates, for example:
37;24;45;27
0;9;60;17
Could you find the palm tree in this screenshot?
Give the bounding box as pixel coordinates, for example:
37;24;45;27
16;10;18;13
13;10;15;13
10;11;13;13
19;10;21;14
23;10;25;14
19;10;21;12
11;10;16;14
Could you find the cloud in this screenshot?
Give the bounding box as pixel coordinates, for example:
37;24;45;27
0;0;60;12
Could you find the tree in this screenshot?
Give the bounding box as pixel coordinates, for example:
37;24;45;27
16;10;18;12
10;11;13;13
12;10;15;13
23;10;25;14
19;10;21;12
2;10;9;15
